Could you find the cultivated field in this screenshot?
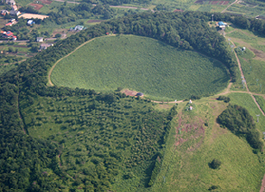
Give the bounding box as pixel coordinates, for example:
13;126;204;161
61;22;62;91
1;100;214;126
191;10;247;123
51;35;229;100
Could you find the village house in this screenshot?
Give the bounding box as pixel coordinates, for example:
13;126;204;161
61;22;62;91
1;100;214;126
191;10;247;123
217;21;227;30
27;20;35;25
36;37;44;42
39;43;53;51
1;10;9;16
1;31;13;38
9;10;20;16
5;0;16;5
5;22;12;26
11;4;17;11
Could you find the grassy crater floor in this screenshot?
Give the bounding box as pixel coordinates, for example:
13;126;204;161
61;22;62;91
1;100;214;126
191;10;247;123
51;35;229;100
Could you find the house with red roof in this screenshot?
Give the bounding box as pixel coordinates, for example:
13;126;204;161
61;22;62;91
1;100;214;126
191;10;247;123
1;31;14;38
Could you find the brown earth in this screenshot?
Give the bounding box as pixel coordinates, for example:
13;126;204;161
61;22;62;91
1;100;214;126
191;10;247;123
175;113;205;150
39;0;52;4
260;174;265;192
249;47;265;60
87;20;102;23
30;3;43;10
18;13;49;20
121;89;138;96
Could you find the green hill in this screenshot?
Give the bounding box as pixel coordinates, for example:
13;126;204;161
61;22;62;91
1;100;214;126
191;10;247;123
152;98;265;191
51;35;229;100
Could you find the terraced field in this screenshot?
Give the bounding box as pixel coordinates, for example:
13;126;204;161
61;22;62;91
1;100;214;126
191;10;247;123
51;35;229;100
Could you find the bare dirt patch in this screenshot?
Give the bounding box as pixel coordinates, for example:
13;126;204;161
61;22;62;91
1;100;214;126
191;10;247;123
121;89;138;96
18;13;49;20
87;20;102;23
30;3;43;10
249;47;265;60
39;0;52;4
175;113;205;150
260;174;265;192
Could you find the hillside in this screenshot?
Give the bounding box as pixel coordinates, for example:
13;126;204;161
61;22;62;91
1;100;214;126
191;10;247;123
1;11;265;191
51;35;229;100
151;94;265;191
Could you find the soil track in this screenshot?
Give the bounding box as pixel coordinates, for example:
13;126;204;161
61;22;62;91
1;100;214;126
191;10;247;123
30;3;43;10
221;0;239;13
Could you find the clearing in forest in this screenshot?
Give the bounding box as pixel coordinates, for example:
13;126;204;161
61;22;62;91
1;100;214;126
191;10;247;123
51;35;229;100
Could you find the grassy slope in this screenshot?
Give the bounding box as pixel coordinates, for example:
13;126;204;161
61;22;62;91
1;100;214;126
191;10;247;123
51;35;229;100
254;95;265;114
226;29;265;94
152;96;264;191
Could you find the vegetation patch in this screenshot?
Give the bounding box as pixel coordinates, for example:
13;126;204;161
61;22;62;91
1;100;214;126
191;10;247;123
21;93;177;190
218;104;263;150
152;101;264;191
253;95;265;114
51;35;229;100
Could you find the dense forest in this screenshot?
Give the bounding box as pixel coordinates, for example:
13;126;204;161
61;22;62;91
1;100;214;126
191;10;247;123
1;11;264;191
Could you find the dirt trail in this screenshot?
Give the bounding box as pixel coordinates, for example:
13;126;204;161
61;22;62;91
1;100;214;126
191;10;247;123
229;40;265;116
221;0;239;13
260;175;265;192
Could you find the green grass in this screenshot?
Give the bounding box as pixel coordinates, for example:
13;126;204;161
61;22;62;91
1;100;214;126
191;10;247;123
51;35;229;100
152;100;264;191
254;95;265;114
227;2;265;17
238;52;265;94
226;28;265;94
226;31;257;43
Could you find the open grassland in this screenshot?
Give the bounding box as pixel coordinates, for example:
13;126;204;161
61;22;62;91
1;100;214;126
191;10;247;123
152;100;265;191
254;95;265;114
226;29;265;94
51;35;229;100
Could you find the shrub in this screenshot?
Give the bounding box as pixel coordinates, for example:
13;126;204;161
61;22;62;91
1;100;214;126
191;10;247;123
208;185;218;191
209;159;221;169
217;96;230;103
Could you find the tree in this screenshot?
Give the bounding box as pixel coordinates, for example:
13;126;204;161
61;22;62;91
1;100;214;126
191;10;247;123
209;159;221;169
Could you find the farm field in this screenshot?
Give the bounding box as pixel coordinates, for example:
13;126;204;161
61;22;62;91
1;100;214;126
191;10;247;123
226;28;265;94
152;98;265;191
51;35;229;100
226;1;265;17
